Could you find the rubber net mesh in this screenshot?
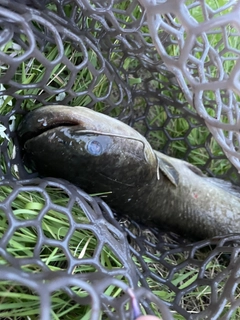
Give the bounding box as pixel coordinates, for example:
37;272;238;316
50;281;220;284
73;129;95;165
1;0;240;319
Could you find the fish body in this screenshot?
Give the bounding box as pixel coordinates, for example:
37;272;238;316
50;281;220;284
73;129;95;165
18;105;240;239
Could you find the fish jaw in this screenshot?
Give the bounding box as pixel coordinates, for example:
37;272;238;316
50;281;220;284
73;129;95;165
19;105;160;196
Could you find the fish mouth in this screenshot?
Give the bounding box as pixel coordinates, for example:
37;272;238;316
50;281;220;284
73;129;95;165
18;115;80;146
18;106;157;168
19;122;78;146
18;105;117;146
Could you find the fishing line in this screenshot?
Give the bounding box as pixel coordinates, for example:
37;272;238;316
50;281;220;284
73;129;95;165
75;129;160;180
76;130;160;180
75;130;149;160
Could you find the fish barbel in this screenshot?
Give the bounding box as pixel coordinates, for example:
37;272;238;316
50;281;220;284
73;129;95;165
18;105;240;239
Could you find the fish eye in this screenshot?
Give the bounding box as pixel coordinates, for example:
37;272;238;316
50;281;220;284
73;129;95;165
86;139;103;156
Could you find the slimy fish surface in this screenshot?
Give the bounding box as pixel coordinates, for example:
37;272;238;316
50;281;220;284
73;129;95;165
18;105;240;239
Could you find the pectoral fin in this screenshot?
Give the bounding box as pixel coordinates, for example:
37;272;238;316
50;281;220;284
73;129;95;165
157;157;179;187
156;150;205;187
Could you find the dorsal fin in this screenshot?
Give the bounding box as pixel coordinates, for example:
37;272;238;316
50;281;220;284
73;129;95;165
185;162;205;177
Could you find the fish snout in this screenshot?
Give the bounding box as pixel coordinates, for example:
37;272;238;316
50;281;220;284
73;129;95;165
18;105;83;146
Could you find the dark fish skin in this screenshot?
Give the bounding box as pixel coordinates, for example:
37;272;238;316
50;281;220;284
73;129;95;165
18;105;240;240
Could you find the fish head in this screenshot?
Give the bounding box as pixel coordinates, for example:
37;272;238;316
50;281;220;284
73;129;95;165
18;106;159;192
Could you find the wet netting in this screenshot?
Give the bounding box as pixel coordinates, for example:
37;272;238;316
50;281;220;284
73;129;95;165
1;0;240;319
